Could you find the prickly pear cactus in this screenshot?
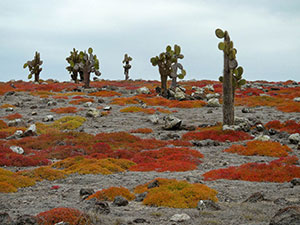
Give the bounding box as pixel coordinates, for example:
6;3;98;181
122;54;132;80
23;51;43;83
75;47;101;88
215;28;245;125
150;44;186;97
66;48;82;83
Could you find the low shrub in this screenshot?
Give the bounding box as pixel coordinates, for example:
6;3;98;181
86;186;135;201
134;178;218;208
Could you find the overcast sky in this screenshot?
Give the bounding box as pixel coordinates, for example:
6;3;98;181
0;0;299;82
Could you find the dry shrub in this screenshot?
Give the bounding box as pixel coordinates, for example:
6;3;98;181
4;113;22;120
120;106;155;114
134;178;218;208
51;156;135;175
0;168;36;193
87;186;135;201
223;140;292;157
130;128;153;134
17;166;67;181
51;107;78;114
36;207;91;225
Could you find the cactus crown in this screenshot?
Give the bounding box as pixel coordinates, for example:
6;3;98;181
150;44;186;79
216;28;246;89
76;47;101;76
23;51;43;80
66;48;81;74
123;54;132;64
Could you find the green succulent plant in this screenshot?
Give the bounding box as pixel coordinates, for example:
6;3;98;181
122;54;132;80
66;48;82;83
150;44;186;97
215;28;246;125
23;51;43;83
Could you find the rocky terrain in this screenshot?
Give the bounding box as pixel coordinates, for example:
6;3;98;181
0;80;300;225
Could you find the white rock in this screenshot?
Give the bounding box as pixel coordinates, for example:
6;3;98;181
86;108;100;118
255;135;270;141
83;102;93;107
293;97;300;102
204;84;214;92
13;130;23;138
5;107;14;112
163;115;182;130
148;115;159;124
24;124;37;136
136;87;151;95
103;106;112;111
289;133;300;144
223;125;239;131
206;93;220;99
207;98;221;107
170;213;191;222
174;90;186;100
10;146;24;154
43;115;54;122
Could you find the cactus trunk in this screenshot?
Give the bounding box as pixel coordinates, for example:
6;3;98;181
222;32;234;125
34;73;39;83
170;77;177;90
83;70;90;88
161;74;168;97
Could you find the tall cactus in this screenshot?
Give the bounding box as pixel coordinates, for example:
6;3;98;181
122;54;132;80
150;44;186;97
215;28;245;125
66;48;82;83
74;47;101;88
23;51;43;83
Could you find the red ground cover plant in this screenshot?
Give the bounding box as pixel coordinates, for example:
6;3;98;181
130;128;153;134
43;145;86;159
4;113;22;120
134;178;218;208
182;126;253;142
86;186;135;201
223;140;292;157
0;120;8;129
265;120;300;134
129;147;203;172
51;107;78;114
88;90;121;97
203;156;300;183
36;207;90;225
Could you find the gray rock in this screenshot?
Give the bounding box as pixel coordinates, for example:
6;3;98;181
112;196;128;207
47;101;57;106
10;146;24;154
243;192;265;203
256;124;265;132
148;180;159;189
148;115;159;124
197;200;221;211
204;84;214;92
207;98;220;107
0;212;13;225
135;192;147;202
14;130;24;138
206;93;220;99
79;188;95;200
86;108;100;118
31;112;37;116
222;124;240;131
163;115;182;130
133;218;147;223
136;87;151;95
84;199;110;215
289;133;300;144
170;213;191;222
291;178;300;186
14;214;38;225
8;119;26;127
270;206;300;225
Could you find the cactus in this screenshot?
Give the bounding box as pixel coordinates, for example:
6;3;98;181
216;28;245;125
66;48;82;83
74;47;101;88
150;44;186;97
122;54;132;80
23;51;43;83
